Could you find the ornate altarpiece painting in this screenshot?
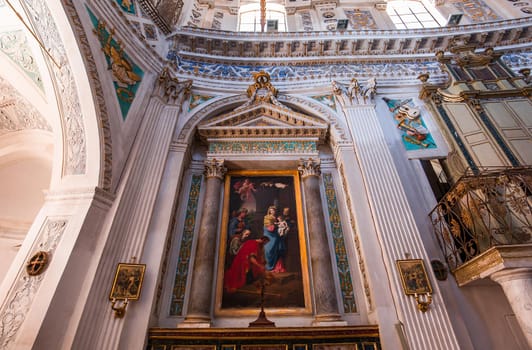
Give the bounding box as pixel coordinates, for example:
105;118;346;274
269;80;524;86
215;170;311;316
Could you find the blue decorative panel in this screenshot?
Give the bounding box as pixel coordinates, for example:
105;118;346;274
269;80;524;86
87;6;143;120
323;173;356;313
383;97;437;151
170;174;202;315
168;54;442;80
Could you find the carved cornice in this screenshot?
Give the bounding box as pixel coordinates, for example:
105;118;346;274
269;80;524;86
177;93;345;149
169;18;532;66
453;244;532;286
419;45;532;102
197;72;329;143
197;102;328;141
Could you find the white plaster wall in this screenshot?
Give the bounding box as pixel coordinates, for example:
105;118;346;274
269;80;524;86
0;158;51;222
462;281;529;350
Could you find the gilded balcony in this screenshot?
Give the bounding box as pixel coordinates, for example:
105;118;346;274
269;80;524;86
430;167;532;283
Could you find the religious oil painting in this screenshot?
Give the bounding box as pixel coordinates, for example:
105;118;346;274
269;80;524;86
109;263;146;300
216;170;311;315
396;259;433;295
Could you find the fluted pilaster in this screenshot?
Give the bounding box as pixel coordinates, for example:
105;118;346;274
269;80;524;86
72;74;190;349
342;104;460;350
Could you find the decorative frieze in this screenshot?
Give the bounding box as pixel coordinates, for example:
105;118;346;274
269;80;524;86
21;0;86;175
323;173;357;313
338;163;372;309
170;174;202;315
173;55;444;82
208;141;317;155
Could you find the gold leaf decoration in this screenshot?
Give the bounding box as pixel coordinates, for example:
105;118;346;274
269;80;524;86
451;219;461;237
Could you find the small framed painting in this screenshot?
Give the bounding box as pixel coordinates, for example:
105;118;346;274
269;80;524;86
109;263;146;300
396;259;432;295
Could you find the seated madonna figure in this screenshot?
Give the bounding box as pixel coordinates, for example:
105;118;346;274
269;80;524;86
224;236;270;293
263;205;287;272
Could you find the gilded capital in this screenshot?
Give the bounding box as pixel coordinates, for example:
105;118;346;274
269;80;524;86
204;158;227;180
298;158;321;178
155;67;192;105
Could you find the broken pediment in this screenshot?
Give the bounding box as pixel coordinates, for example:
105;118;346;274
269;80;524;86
197;72;328;142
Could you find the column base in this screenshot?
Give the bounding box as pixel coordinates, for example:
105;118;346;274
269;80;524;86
312;314;347;327
179;314;212;328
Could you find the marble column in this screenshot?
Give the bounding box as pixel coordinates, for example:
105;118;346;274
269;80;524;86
491;268;532;348
183;158;226;326
298;158;343;325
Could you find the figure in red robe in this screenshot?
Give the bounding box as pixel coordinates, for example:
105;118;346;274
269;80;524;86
224;236;270;293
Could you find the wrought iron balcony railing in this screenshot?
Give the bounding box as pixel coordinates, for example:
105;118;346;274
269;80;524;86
430;166;532;271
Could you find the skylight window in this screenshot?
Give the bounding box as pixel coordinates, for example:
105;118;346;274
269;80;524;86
387;1;444;29
239;3;287;32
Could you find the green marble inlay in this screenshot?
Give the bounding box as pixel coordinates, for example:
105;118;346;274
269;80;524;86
311;94;336;111
209;141;317;154
0;30;43;90
115;0;135;14
323;173;357;313
170;174;202;315
87;6;143;120
189;94;215;111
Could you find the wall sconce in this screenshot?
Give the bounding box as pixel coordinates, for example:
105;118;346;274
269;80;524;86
109;262;146;318
396;259;433;313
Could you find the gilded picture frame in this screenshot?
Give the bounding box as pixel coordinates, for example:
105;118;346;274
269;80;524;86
109;263;146;300
396;259;433;295
215;170;311;316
